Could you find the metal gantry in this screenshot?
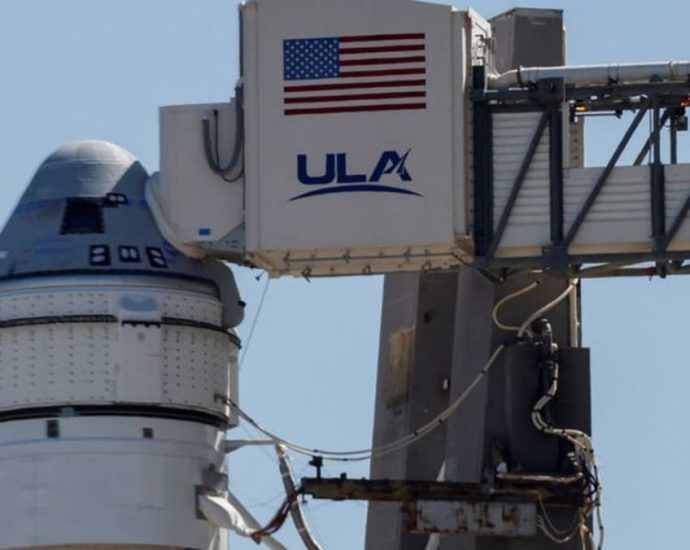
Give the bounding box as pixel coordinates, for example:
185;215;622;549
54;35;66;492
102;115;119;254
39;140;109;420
472;66;690;277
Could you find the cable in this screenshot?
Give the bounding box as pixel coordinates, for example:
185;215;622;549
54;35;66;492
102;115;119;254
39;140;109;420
537;515;582;544
218;344;505;462
533;491;582;539
493;279;578;338
518;280;579;337
239;276;270;369
592;463;605;550
202;84;244;180
224;280;578;464
492;281;540;331
222;168;244;183
493;278;602;548
237;490;287;511
275;445;324;550
527;288;605;550
251;488;304;541
531;417;603;549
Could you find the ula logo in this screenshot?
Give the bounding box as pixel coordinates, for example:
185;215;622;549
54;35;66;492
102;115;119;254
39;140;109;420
290;150;422;201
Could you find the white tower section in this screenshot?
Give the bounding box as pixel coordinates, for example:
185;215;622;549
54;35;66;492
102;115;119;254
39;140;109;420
0;141;244;550
148;0;484;277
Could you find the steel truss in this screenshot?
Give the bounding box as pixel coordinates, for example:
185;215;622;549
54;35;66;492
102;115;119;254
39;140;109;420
472;65;690;279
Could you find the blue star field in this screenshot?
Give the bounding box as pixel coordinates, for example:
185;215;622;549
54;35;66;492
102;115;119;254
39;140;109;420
283;38;340;80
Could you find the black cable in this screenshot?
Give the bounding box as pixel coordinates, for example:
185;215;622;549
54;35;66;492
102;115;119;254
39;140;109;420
202;85;244;180
222;169;244;184
214;109;222;169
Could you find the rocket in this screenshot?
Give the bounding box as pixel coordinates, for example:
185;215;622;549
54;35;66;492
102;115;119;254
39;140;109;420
0;140;245;549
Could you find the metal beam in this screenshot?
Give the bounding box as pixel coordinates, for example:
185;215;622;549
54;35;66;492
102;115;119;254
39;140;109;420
303;478;587;507
549;102;565;246
634;108;671;166
563;104;649;247
487;111;550;259
473;66;494;257
661;190;690;253
485;249;690;270
651;101;667;254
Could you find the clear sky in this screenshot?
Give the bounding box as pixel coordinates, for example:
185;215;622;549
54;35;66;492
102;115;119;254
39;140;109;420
1;1;689;549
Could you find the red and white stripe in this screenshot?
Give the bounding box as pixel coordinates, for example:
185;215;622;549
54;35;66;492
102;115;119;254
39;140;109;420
284;33;427;116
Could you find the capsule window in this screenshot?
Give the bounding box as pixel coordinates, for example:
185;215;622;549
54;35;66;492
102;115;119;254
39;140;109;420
60;198;104;234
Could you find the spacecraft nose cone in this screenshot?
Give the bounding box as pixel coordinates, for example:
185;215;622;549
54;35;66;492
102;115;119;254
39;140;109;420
0;140;160;278
20;140;148;204
0;139;244;329
0;139;244;550
45;139;136;165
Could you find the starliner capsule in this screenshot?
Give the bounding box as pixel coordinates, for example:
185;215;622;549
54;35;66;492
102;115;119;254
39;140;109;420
0;141;244;550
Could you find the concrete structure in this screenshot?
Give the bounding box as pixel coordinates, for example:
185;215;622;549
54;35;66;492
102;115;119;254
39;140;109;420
366;10;592;549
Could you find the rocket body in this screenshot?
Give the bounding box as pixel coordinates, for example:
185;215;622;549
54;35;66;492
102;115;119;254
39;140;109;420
0;141;244;549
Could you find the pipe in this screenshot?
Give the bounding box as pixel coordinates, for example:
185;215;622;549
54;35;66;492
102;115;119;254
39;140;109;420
496;472;583;485
489;60;690;89
198;492;288;550
275;445;324;550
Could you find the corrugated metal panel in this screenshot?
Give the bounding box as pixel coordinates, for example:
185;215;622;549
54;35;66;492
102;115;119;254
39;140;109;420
489;103;690;259
493;157;690;257
565;165;651;254
664;164;690;251
490;111;690;257
492;112;551;253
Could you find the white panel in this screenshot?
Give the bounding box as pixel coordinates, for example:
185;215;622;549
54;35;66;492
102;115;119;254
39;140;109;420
161;292;222;325
0;323;235;416
0;324;115;406
488;113;690;258
0;290;111;319
0;280;235;418
493;156;690;258
0;417;226;550
118;324;164;402
664;164;690;252
161;326;233;413
242;0;470;275
159;102;244;244
0;285;221;326
457;10;491;244
492;112;551;254
453;11;481;239
565;165;651;254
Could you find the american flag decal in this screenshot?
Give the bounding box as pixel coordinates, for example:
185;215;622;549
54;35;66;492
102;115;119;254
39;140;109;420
282;33;426;116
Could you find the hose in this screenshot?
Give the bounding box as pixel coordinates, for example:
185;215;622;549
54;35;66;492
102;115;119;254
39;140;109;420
203;84;244;181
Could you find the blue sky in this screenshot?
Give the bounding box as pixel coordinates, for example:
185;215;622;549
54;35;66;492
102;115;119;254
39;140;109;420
1;1;690;549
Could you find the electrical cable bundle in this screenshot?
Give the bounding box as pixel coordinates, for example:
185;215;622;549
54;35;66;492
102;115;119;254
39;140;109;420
231;277;604;547
224;278;580;463
495;279;605;549
217;341;505;463
250;488;304;542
